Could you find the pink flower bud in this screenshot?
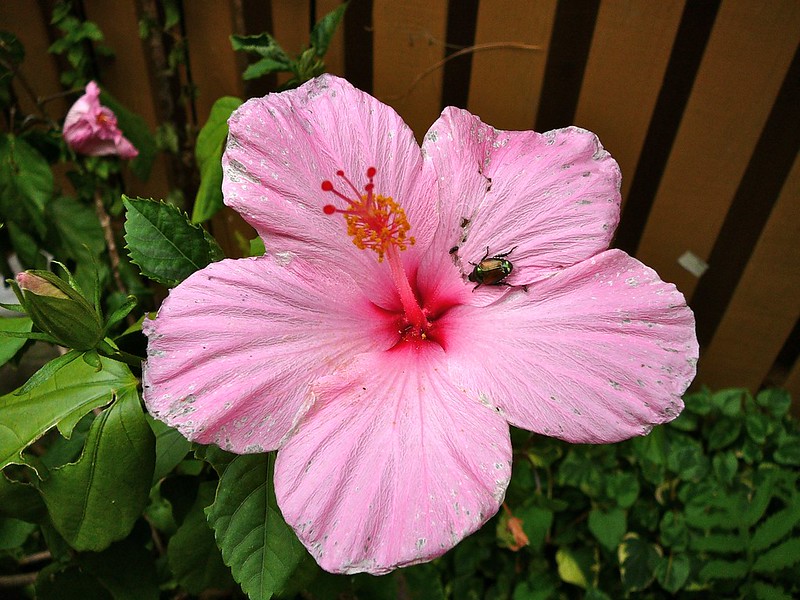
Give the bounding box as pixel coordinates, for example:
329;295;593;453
16;272;69;299
63;81;139;159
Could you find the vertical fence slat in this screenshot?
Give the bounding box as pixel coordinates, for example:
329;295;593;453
372;0;447;140
634;0;800;299
372;0;448;139
316;0;347;77
1;2;67;119
574;0;684;201
697;155;800;391
467;0;556;131
82;0;171;198
183;2;245;123
785;357;800;411
271;0;311;88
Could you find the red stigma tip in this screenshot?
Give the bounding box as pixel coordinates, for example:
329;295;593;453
336;170;345;177
321;180;334;191
365;183;374;191
367;167;376;177
323;204;336;215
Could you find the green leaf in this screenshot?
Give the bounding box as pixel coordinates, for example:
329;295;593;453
689;532;746;553
99;91;156;181
517;504;553;551
707;418;742;450
78;535;160;600
607;472;640;508
555;547;589;589
698;558;748;580
745;412;770;443
0;315;32;367
310;1;348;57
751;500;800;552
756;388;791;418
192;96;243;223
659;512;688;550
654;553;690;593
588;507;626;551
148;416;191;484
37;387;155;551
242;57;292;80
618;534;661;592
752;537;800;573
0;516;37;549
712;451;738;485
230;33;291;65
168;481;235;594
0;134;51;237
752;581;794;600
774;435;800;466
36;564;112;600
47;196;105;263
206;453;308;600
0;355;138;470
123;195;223;286
711;388;746;417
0;473;46;522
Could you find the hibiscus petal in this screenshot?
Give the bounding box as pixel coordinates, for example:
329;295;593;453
274;346;512;575
222;74;438;293
442;250;698;443
142;256;397;453
422;108;621;285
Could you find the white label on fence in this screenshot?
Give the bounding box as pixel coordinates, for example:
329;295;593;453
677;251;709;278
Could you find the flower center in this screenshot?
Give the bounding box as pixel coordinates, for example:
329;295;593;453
321;167;414;262
322;167;430;345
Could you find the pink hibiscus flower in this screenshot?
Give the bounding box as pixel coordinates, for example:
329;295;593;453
142;75;697;574
63;81;138;159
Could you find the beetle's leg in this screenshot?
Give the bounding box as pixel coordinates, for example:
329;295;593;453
495;245;517;258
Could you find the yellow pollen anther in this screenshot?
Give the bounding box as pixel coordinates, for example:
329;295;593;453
321;168;415;262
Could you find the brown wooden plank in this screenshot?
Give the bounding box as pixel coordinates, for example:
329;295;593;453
574;0;685;201
372;0;448;140
635;0;800;298
182;1;245;123
697;155;800;392
315;0;346;77
271;0;311;88
84;0;170;199
466;0;556;131
0;1;67;119
784;356;800;416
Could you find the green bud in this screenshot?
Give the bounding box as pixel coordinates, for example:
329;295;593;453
14;270;104;351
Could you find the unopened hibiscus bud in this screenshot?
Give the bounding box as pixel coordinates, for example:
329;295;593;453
63;81;138;159
15;270;104;351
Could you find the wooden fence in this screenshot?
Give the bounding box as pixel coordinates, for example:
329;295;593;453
3;0;799;401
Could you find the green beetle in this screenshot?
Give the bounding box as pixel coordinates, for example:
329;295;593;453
468;247;516;290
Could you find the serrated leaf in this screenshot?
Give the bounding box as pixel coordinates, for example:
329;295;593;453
230;33;291;65
752;537;800;573
310;1;348;57
751;499;800;551
752;581;794;600
242;58;291;80
689;532;746;553
123;195;223;286
0;134;51;237
0;315;32;367
206;453;308;600
192;96;243;223
168;481;235;594
0;356;138;470
37;387;155;551
707;418;742;451
698;558;748;580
